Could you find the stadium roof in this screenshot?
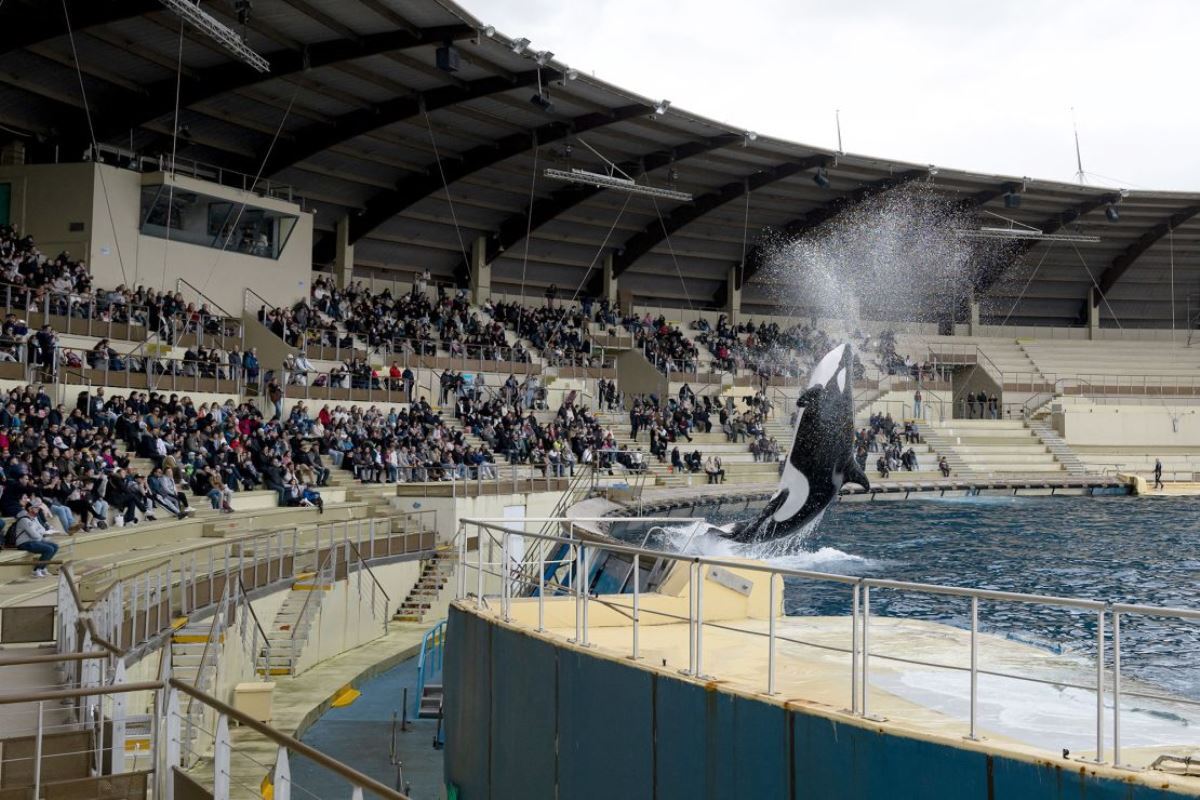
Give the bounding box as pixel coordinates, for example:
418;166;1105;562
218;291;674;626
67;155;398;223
2;0;1199;328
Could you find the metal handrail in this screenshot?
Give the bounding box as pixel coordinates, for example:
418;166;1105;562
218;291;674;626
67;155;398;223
347;540;391;603
168;678;410;800
461;517;1200;768
176;277;237;322
289;547;335;647
413;619;447;717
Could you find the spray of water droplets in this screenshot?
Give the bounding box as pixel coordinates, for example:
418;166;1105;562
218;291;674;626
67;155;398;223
757;184;1014;328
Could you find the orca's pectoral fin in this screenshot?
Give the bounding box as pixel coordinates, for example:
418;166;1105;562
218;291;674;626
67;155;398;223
844;457;871;490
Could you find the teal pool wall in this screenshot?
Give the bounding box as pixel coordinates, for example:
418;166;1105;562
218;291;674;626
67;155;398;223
443;605;1182;800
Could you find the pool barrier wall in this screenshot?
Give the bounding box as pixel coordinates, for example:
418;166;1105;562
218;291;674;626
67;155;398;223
443;603;1188;800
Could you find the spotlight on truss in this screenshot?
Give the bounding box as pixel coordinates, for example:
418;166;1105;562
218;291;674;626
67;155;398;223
158;0;269;72
545;168;692;201
954;227;1100;244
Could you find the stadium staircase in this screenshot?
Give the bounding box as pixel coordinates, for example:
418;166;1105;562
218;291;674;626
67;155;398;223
262;563;334;677
1026;420;1090;477
394;553;455;622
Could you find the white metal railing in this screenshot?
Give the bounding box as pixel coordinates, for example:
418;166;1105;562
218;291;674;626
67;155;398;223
457;518;1200;770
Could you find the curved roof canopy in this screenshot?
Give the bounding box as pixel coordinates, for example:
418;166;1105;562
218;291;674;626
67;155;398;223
2;0;1198;328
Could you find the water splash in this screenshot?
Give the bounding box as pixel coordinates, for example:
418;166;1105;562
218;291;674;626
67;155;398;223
756;184;1013;326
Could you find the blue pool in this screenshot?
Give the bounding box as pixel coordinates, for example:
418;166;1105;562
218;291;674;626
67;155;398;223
619;494;1200;699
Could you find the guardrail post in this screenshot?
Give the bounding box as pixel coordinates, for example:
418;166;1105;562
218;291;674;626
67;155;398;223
968;595;978;740
581;545;591;647
684;561;696;676
767;572;776;695
861;585;871;718
537;540;546;632
165;689;180;800
475;527;484;609
630;553;640;660
570;544;582;644
1096;607;1106;764
275;747;292;800
1112;610;1121;767
695;559;705;677
851;583;860;714
501;532;510;622
213;714;231;800
111;661;127;773
33;701;43;800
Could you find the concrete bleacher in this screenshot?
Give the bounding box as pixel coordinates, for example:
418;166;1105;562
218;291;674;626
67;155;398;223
924;419;1066;475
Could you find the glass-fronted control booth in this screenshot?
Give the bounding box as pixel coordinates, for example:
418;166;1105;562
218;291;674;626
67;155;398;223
140;183;298;259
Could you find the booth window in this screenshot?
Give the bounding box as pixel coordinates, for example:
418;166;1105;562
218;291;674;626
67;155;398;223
140;185;297;259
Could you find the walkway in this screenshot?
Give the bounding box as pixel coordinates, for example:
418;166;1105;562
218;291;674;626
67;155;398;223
185;622;432;799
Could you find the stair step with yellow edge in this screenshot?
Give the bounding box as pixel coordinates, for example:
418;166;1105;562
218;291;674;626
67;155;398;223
330;684;361;708
172;632;224;645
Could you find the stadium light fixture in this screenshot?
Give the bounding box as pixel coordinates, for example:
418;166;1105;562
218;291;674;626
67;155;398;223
1003;190;1022;209
1105;203;1120;223
565;68;579;81
511;37;531;54
813;167;831;189
545;167;693;201
158;0;269;72
530;93;555;113
436;44;461;73
743;131;757;147
654;100;671;115
481;25;496;38
534;50;555;66
955;227;1100;244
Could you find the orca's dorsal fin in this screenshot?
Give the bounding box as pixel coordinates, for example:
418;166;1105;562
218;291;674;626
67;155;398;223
844;456;870;490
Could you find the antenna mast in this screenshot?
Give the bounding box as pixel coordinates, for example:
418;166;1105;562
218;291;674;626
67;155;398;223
1072;107;1085;184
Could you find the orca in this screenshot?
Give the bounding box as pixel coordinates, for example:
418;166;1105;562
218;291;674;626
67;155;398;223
724;342;869;544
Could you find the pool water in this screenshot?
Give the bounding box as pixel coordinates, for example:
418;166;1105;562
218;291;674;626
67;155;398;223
622;494;1200;699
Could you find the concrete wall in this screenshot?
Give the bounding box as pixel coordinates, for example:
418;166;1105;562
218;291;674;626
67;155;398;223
444;605;1183;800
0;163;312;312
1055;401;1200;447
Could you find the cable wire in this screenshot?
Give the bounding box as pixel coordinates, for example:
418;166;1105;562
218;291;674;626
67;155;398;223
60;0;129;286
423;105;470;282
198;83;299;294
650;195;694;310
162;13;187;293
519;143;538;300
1069;239;1123;330
569;192;632;303
998;239;1057;327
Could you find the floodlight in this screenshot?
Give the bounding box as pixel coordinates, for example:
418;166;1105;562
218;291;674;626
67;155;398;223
653;99;671;115
481;25;496;37
530;93;555;113
511;37;531;54
955;227;1100;244
813;167;831;189
1105;203;1120;223
565;69;579;80
1003;191;1022;209
545;168;692;201
743;131;757;147
535;50;555;66
158;0;269;72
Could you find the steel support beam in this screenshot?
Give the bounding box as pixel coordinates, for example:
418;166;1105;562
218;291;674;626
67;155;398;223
87;25;475;144
261;69;554;176
714;168;926;306
0;0;161;56
974;191;1119;297
606;156;830;283
452;133;742;284
1076;204;1200;320
345;103;652;247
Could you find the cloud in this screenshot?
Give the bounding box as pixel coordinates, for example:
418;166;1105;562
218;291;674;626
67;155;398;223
467;0;1200;190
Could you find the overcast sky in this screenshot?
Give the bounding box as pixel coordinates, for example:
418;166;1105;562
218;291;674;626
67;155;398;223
465;0;1200;191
